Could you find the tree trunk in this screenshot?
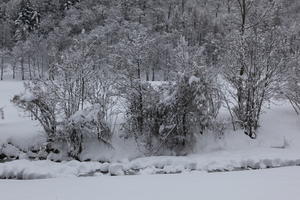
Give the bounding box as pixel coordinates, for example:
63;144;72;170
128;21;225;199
41;56;44;78
21;56;25;80
152;68;155;81
12;62;16;79
81;77;85;110
240;0;246;34
146;70;149;81
33;57;36;78
236;0;247;126
137;60;144;136
1;55;4;81
1;25;5;81
28;56;32;80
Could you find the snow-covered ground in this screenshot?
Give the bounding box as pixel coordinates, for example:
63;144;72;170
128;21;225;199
1;166;300;200
1;80;300;179
1;154;300;179
0;81;45;149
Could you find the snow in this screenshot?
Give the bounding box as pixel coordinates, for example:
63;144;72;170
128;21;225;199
2;81;299;159
188;75;200;85
1;149;300;179
0;166;300;200
1;80;300;181
19;92;36;102
109;163;124;176
0;160;108;179
0;143;26;158
0;81;44;150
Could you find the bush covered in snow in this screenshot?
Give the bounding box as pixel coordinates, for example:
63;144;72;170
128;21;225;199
62;105;113;159
12;80;114;160
124;68;221;155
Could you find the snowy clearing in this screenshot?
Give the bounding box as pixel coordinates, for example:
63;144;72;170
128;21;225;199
1;166;300;200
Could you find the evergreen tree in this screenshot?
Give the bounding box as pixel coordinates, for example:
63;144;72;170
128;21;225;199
15;0;40;41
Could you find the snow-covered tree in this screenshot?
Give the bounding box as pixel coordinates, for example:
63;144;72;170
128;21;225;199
123;36;221;155
15;0;40;40
223;0;290;138
13;31;116;158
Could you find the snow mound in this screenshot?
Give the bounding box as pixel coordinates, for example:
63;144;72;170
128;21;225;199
2;150;300;179
109;163;124;176
0;144;24;159
0;160;107;179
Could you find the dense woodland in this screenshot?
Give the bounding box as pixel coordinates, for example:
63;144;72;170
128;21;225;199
0;0;300;159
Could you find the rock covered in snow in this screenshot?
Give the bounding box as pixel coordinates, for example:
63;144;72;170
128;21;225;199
0;144;22;159
99;162;110;173
109;163;124;176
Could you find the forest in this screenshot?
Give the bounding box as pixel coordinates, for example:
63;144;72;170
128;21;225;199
0;0;299;161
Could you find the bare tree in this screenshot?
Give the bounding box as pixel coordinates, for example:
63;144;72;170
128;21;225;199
223;0;289;138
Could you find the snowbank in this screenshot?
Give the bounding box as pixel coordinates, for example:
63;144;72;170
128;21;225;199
1;148;300;179
0;160;107;179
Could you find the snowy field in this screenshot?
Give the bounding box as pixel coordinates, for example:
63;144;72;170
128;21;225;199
1;167;300;200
